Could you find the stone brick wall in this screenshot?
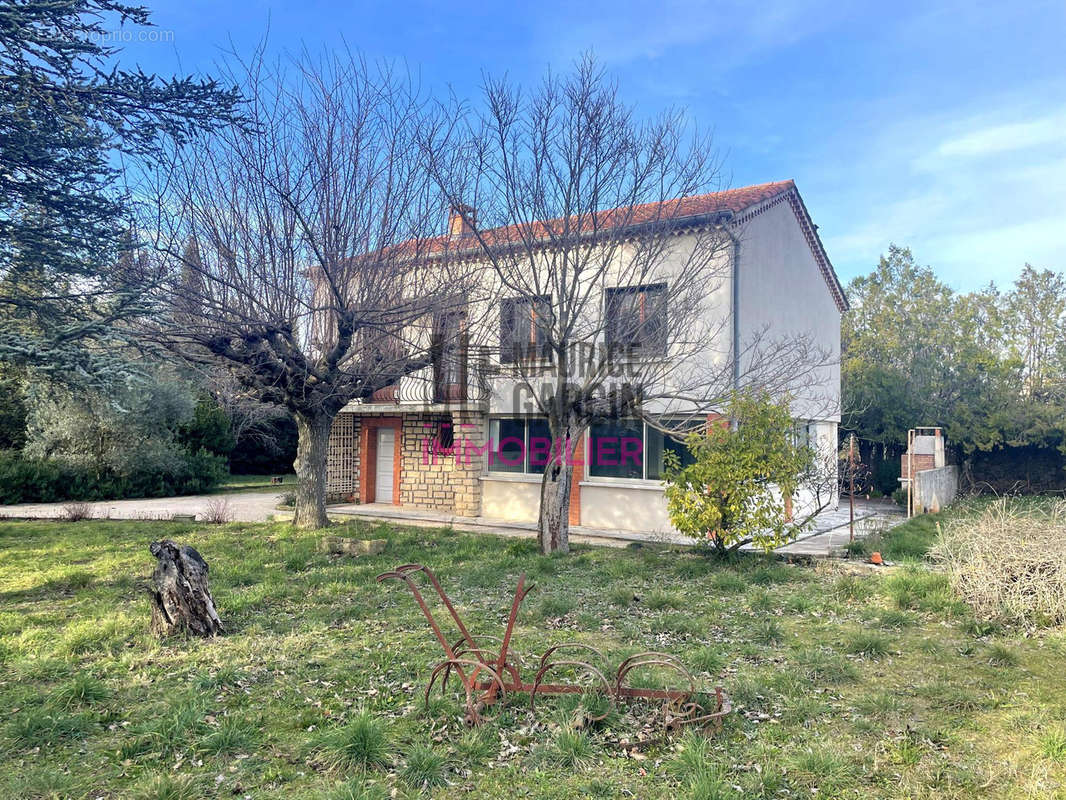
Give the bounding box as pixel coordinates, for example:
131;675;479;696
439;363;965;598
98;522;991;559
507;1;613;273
325;409;484;516
400;410;484;517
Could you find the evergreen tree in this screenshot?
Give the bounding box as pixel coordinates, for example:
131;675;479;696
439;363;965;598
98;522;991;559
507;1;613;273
0;0;239;380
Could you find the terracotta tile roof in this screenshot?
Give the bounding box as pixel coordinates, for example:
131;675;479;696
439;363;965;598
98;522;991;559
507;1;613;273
392;179;848;312
664;180;798;217
420;180;797;255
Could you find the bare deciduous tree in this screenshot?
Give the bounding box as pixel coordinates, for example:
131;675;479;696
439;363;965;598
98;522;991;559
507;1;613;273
427;58;830;554
144;50;462;528
194;364;292;454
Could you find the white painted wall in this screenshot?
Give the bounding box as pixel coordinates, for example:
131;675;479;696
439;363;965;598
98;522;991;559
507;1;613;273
793;420;840;517
338;188;846;529
736;198;842;423
579;482;676;534
481;476;540;522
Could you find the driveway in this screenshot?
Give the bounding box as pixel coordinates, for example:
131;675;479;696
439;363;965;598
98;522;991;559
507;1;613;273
2;493;906;557
0;491;285;523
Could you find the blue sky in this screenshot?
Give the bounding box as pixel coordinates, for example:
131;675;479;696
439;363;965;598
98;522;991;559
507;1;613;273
118;0;1065;291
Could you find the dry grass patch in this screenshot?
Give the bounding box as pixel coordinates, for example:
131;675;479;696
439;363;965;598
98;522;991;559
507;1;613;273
933;498;1066;627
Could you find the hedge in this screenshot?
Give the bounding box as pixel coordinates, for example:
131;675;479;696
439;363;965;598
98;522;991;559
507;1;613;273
0;449;228;504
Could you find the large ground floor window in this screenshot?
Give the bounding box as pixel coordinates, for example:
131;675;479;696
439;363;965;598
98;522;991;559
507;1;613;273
587;418;695;481
488;416;698;480
487;417;551;474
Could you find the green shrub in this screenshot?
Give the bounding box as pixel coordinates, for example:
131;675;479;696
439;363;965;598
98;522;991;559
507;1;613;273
688;646;725;674
873;459;901;496
177;395;235;458
0;448;227;504
312;712;391;772
401;743;447;788
883;569;957;613
1040;727;1066;761
548;730;595;769
844;630;891;659
8;708;92;748
535;595;575;619
646;588;684;610
984;642;1019;667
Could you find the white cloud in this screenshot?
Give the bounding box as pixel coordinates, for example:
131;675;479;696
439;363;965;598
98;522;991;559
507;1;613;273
933;113;1066;159
816;98;1066;288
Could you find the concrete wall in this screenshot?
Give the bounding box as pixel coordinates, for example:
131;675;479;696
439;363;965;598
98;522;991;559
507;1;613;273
481;476;540;522
579;482;676;535
913;465;959;514
737;196;842;423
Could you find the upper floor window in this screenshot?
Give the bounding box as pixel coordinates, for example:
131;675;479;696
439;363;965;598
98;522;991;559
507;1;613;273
433;311;466;401
500;295;552;362
605;283;667;355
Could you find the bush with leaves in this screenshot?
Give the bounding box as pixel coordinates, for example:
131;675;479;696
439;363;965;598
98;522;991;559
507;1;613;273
663;392;816;553
0;448;226;504
177;396;236;460
1;369;228;503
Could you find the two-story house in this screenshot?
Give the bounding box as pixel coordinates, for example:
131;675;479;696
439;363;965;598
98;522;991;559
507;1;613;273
323;180;847;536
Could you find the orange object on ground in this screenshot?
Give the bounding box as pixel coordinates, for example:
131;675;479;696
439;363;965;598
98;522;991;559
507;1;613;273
870;552;883;565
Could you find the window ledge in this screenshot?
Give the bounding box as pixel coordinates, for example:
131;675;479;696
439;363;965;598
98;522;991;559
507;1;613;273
481;473;543;484
580;478;666;491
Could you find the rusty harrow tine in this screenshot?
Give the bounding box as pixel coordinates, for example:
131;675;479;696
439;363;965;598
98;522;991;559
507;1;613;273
425;658;508;726
494;573;532;679
380;565;732;733
663;687;733;733
377;567;482;691
446;636;522;696
378;563;483;657
378;571;458;656
536;642;606;672
614;651;696;699
530;659;614;721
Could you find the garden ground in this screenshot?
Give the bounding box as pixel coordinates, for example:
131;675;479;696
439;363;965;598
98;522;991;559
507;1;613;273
209;474;298;495
1;503;1065;799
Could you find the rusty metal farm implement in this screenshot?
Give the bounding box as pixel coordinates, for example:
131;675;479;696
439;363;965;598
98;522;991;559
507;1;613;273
377;563;731;733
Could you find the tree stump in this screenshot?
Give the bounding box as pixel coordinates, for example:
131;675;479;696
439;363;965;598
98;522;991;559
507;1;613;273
147;540;223;637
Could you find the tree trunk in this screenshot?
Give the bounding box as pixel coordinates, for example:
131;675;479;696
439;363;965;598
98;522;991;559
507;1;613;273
538;459;572;555
538;416;580;555
293;412;333;529
148;540;222;637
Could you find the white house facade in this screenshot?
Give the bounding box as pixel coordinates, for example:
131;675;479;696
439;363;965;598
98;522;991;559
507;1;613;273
323;180;847;535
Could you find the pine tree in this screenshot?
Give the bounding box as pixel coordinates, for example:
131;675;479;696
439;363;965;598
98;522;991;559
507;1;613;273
0;0;239;381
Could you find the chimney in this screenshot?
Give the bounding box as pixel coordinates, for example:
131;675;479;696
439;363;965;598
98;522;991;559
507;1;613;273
447;204;477;237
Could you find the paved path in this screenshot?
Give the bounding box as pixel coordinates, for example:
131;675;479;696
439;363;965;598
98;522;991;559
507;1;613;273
326;498;906;556
775;500;905;557
3;492;906;558
0;491;285;523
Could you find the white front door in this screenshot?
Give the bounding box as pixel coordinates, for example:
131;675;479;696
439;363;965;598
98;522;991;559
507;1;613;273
375;428;395;503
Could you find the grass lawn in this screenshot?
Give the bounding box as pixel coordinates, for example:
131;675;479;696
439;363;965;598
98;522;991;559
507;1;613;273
208;473;298;495
2;509;1065;799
